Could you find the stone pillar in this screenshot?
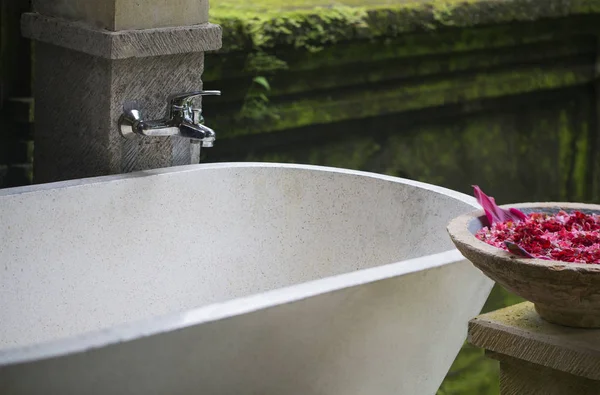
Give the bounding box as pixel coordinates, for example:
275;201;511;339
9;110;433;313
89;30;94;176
468;302;600;395
21;0;222;183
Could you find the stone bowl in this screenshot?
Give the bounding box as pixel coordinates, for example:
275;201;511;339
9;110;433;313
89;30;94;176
447;202;600;329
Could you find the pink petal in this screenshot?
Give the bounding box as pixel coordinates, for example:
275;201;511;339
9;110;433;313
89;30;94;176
473;185;527;225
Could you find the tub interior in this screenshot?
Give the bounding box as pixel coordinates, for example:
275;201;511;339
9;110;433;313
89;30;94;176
0;165;475;350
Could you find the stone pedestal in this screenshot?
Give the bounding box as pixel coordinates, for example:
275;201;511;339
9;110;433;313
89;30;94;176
469;302;600;395
21;1;221;183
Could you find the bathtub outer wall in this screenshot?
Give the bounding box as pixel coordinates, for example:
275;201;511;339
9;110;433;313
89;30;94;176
0;163;493;395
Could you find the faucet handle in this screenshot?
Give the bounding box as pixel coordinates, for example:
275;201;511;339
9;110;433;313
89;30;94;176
169;90;221;108
119;100;143;139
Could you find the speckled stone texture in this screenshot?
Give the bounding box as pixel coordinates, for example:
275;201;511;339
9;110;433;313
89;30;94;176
22;14;222;59
447;202;600;328
0;164;494;395
469;302;600;394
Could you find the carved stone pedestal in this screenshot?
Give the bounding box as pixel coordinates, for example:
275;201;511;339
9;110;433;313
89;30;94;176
21;0;221;183
468;302;600;395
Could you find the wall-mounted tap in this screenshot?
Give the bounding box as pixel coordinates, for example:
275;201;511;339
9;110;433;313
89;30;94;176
119;90;221;148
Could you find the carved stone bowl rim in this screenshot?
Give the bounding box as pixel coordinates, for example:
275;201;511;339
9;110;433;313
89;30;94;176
447;201;600;273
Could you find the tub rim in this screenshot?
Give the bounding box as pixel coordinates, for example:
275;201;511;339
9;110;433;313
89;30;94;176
0;162;479;367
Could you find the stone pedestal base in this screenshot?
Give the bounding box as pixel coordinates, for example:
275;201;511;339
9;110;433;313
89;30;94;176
469;302;600;395
491;352;600;395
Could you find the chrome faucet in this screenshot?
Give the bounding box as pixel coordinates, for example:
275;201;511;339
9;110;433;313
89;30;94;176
118;90;221;148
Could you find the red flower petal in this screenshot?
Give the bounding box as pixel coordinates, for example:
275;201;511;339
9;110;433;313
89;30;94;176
473;186;527;225
476;210;600;264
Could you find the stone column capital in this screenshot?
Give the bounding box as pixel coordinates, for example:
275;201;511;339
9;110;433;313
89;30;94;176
22;13;222;59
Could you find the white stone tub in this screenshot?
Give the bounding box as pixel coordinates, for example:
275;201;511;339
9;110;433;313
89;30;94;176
0;163;492;395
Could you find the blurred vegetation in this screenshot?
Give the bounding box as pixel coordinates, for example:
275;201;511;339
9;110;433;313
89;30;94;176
436;285;525;394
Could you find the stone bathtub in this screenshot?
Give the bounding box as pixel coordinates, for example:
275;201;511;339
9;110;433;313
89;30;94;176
0;163;493;394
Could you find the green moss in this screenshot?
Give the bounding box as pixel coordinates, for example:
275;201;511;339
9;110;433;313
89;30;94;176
211;0;600;52
345;92;592;204
557;111;572;201
205;24;563;85
213;66;590;138
206;0;600;127
554;106;593;202
212;5;367;52
210;37;584;98
573;124;589;200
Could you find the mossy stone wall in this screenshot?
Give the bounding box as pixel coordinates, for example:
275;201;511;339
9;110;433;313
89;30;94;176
203;12;600;205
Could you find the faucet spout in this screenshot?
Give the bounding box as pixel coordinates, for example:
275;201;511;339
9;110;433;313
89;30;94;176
180;122;216;147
